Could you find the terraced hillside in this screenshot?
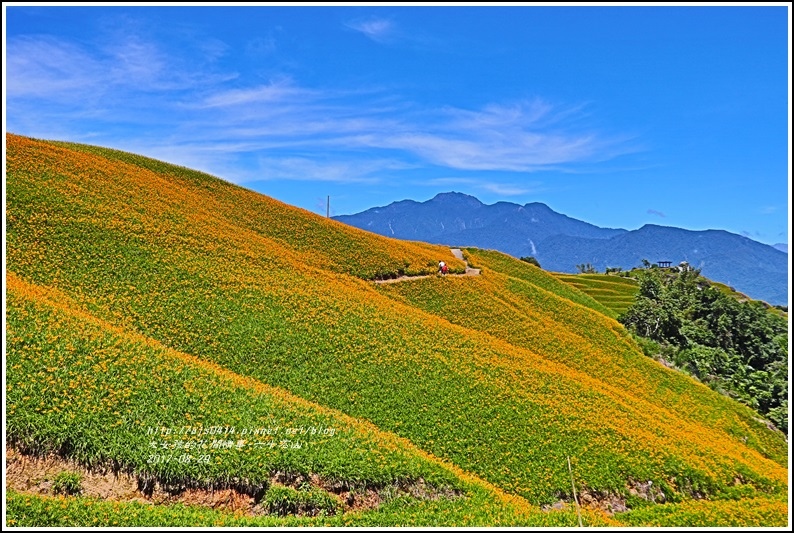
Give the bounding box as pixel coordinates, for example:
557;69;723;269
5;134;788;527
552;273;639;318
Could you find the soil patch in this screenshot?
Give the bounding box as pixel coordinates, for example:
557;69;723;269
6;446;462;518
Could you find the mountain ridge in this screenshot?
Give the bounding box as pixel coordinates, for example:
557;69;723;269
334;192;788;306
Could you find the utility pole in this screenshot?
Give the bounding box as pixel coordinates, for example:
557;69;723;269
326;195;330;218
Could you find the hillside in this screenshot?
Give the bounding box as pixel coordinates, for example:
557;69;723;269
5;134;789;527
333;192;788;306
551;273;639;319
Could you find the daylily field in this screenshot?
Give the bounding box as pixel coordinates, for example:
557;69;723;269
4;133;788;527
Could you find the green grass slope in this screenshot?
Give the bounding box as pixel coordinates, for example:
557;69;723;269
552;272;639;318
5;134;788;526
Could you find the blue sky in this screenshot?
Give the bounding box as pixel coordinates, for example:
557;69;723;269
4;3;791;247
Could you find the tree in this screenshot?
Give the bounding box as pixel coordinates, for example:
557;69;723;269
575;263;597;274
619;266;788;431
519;256;541;268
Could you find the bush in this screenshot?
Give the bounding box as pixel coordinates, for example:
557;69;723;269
519;256;541;268
51;471;82;496
263;485;341;517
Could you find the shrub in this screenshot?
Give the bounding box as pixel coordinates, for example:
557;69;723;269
263;485;341;517
519;256;541;268
51;471;83;496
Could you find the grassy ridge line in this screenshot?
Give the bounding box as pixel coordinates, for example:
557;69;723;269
5;271;536;519
379;252;787;469
6;134;787;505
44;137;466;279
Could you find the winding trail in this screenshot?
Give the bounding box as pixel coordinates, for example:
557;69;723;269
450;248;482;276
374;248;480;285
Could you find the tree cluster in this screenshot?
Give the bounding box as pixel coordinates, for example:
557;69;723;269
619;267;788;432
519;256;541;268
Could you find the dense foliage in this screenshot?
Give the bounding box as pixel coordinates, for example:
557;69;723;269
518;256;541;268
619;267;788;432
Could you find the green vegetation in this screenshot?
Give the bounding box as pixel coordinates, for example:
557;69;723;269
5;488;614;527
619;267;788;433
552;272;639;318
262;486;341;517
6;278;468;493
613;495;788;527
518;256;541;268
51;472;83;496
5;134;789;526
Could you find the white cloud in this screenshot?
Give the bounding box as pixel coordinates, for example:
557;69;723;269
249;156;413;185
425;177;543;197
479;182;536;196
6;33;234;107
196;79;310;108
105;37;167;87
6;36;109;100
199;38;231;62
372;129;609;172
345;17;394;43
444;99;555;129
6;30;637;192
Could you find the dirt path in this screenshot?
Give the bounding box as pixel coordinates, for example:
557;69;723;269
373;248;480;284
450;248;481;276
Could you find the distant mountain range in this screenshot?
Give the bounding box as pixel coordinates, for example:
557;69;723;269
334;192;789;306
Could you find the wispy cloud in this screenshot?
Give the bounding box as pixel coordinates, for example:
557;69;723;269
760;206;778;215
6;28;637;193
345;16;394;43
6;36;109;100
357;99;636;172
424;177;544;197
343;14;446;51
480;182;538;196
196;79;311;108
647;209;666;218
251;156;410;184
6;33;234;111
161;83;631;181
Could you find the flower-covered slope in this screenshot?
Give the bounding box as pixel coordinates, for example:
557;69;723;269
5;133;788;526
